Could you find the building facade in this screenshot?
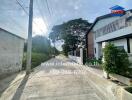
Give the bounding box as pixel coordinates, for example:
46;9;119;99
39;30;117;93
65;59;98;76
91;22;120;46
0;28;25;79
86;10;132;62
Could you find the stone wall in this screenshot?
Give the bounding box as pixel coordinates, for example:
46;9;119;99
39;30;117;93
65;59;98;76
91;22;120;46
0;28;24;79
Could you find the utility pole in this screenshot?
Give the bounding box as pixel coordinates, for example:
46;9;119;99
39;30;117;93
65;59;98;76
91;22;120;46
26;0;33;74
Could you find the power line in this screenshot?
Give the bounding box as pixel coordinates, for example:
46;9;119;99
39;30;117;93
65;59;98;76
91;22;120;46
15;0;28;14
36;0;54;34
44;0;54;31
45;0;52;18
47;0;54;16
44;0;56;50
39;0;52;25
15;0;46;34
36;0;49;30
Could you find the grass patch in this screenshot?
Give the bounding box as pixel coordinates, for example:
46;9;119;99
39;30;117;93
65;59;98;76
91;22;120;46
22;52;52;70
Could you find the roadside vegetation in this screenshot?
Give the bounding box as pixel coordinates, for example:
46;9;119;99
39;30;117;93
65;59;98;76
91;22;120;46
103;43;131;78
49;18;92;56
86;58;102;66
22;35;59;70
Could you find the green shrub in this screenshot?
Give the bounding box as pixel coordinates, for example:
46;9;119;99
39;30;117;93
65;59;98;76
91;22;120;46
103;43;129;76
86;58;102;65
115;49;129;75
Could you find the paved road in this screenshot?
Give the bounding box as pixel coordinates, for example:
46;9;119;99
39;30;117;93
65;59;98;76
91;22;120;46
1;56;102;100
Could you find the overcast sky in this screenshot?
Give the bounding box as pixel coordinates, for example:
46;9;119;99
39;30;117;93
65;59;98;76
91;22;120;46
0;0;132;40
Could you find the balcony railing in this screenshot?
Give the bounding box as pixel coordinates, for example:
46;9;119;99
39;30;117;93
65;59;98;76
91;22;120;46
95;12;132;38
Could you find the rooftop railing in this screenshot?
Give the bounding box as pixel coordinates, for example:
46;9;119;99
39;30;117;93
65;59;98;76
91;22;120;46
95;12;132;38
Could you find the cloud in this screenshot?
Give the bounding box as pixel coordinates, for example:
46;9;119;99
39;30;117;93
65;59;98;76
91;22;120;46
0;0;132;39
33;17;48;36
74;6;79;10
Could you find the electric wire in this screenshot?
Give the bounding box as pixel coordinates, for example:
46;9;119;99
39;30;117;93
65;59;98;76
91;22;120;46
15;0;46;34
36;0;49;30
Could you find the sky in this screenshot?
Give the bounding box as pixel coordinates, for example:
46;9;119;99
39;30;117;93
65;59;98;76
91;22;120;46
0;0;132;50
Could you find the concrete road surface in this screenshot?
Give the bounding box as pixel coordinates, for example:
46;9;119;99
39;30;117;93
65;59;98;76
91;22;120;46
0;56;102;100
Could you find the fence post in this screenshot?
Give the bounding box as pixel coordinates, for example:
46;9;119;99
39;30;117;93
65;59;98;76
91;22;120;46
80;48;83;65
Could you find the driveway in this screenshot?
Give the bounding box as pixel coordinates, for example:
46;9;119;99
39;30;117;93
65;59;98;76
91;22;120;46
1;56;102;100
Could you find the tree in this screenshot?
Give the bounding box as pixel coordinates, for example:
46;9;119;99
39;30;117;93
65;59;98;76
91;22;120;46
49;18;92;55
62;44;71;56
50;47;60;56
32;36;51;54
103;43;129;78
24;35;59;55
49;25;62;45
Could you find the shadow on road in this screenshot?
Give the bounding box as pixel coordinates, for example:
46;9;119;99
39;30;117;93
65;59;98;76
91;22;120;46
11;75;29;100
0;73;18;97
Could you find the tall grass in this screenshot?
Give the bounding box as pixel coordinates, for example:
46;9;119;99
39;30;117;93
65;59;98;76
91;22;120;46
22;52;52;70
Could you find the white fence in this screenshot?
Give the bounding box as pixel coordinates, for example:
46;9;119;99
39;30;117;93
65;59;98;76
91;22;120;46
68;48;84;65
68;55;82;64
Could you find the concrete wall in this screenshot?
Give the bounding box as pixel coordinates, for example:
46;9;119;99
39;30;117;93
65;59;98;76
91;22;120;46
0;28;24;78
69;48;84;64
68;55;82;64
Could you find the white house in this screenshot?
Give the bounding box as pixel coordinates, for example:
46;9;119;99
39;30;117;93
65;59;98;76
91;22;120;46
0;28;25;79
87;10;132;62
